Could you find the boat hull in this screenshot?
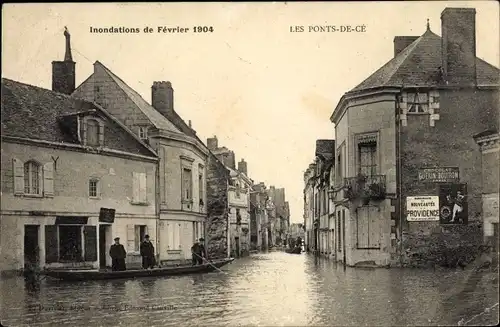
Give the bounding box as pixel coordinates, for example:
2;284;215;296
285;247;302;254
43;258;234;281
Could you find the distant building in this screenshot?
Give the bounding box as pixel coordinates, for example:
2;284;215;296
207;136;253;257
250;182;269;251
303;163;316;252
329;7;499;267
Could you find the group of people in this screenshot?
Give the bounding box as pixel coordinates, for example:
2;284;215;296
108;234;156;271
108;235;208;271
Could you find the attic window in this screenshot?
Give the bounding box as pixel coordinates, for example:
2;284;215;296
86;119;100;146
138;126;148;140
407;92;429;113
82;116;105;147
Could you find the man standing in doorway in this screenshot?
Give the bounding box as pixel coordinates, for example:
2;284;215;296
140;234;155;269
109;237;127;271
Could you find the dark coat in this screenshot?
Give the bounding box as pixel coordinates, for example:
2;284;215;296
109;244;126;259
140;241;155;258
191;242;201;255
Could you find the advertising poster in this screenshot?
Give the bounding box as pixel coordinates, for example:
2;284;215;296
439;183;468;225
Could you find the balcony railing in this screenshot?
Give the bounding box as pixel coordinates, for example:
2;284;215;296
344;174;386;203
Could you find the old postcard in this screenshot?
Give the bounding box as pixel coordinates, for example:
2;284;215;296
1;1;499;326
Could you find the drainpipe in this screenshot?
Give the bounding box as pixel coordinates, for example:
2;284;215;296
397;86;404;266
155;156;161;266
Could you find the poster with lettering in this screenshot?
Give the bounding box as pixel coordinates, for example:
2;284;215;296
438;183;468;225
406;196;440;221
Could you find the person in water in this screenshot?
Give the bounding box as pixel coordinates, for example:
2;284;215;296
109;237;127;271
191;238;206;265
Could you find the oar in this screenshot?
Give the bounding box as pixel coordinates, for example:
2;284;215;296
191;251;227;274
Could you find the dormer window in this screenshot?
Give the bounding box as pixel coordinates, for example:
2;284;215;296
138;126;148;140
81;116;104;147
407;92;429;113
86;119;100;146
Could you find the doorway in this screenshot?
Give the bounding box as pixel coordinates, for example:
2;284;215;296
59;225;82;261
24;225;40;268
235;237;240;258
99;225;110;268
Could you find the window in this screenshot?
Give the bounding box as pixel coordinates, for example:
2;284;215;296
138;126;148;140
134;225;147;251
236;209;242;224
89;179;99;198
86;119;100;146
358;142;377;176
24;161;41;195
132;172;147;204
198;173;204;204
407;92;429;113
236;182;240;198
182;168;193;201
336;153;342;185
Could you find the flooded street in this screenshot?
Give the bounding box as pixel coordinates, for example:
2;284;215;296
1;251;498;326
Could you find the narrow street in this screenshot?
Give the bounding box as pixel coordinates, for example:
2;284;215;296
1;251;498;326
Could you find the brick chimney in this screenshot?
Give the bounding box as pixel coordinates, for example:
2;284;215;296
207;136;218;150
152;81;174;117
238;159;248;175
393;36;419;57
441;8;477;86
52;27;76;95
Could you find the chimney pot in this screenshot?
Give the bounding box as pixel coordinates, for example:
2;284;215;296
152;81;174;117
393;36;419;57
52;28;76;95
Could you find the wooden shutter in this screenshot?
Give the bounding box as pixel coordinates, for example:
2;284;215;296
43;162;54;197
146;169;154;204
12;158;24;195
83;226;97;261
126;224;135;252
167;223;173;250
369;206;380;248
139;173;147;203
357;207;369;248
45;225;58;263
132;172;139;203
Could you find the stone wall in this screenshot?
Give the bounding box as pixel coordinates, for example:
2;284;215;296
206;153;230;259
398;88;499;267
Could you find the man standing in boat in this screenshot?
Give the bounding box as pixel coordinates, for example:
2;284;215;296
191;239;206;265
140;234;155;269
109;237;127;271
199;238;207;264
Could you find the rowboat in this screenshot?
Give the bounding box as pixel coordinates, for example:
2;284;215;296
42;258;234;281
285;247;302;254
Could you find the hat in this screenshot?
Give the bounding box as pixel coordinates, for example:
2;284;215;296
199;238;204;242
114;237;120;241
144;234;150;239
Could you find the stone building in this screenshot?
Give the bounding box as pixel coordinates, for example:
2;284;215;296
302;140;336;258
266;186;289;246
329;7;499;267
0;77;158;274
473;130;499;253
207;136;253;257
303;163;316;252
250;182;269;251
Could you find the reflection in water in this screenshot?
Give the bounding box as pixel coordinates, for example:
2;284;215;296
1;252;498;326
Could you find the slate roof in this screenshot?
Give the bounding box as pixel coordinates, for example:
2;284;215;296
1;78;156;157
349;29;499;93
94;61;182;133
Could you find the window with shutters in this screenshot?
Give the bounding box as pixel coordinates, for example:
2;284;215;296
356;206;381;250
358;143;378;176
131;172;148;205
23;161;41;195
198;171;204;210
138;126;148;140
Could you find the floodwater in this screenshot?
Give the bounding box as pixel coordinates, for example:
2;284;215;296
1;251;498;326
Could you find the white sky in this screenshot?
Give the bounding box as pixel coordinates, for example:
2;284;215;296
2;2;498;223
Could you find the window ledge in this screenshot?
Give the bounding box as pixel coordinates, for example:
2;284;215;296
89;196;101;200
130;201;150;206
182;199;194;204
17;193;44;198
167;250;182;254
406;112;429;115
